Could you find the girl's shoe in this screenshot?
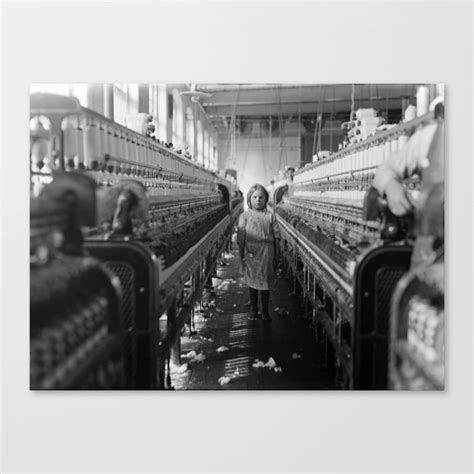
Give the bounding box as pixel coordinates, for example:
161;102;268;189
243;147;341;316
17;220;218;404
248;312;258;321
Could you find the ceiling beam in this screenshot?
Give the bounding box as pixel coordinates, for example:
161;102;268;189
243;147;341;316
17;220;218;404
205;96;409;109
197;83;327;93
200;84;417;107
205;96;408;117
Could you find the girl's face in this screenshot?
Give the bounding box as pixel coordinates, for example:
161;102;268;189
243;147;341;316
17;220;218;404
251;189;266;210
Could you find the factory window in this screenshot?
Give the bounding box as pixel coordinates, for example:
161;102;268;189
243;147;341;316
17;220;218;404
113;84;128;126
157;84;168;142
196;119;203;164
69;84;88;107
172;89;184;147
214;144;218;170
127;84;139;115
204;129;209;167
210;137;217;170
149;85;158;118
185;107;195;156
113;83;139;126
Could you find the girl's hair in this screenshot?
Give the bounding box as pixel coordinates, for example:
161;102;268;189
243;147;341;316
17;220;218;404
246;184;269;209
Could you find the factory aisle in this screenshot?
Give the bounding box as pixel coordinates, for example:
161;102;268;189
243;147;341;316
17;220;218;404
171;239;338;390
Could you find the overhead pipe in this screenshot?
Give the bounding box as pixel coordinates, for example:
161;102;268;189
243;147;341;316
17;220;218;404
204;96;416;109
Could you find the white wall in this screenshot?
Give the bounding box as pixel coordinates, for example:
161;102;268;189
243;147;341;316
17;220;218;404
218;121;301;194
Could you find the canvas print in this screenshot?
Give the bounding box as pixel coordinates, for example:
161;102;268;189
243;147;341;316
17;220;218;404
29;83;445;390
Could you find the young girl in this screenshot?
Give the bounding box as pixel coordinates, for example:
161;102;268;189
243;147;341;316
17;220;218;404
237;184;279;321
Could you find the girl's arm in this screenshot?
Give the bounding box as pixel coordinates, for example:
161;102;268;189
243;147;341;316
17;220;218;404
236;212;246;260
271;213;280;263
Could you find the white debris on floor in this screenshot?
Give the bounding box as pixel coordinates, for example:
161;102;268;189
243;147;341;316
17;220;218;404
220;278;234;284
185;351;207;363
265;357;277;369
292;353;302;360
217;367;242;387
175;363;188;374
252;357;283;373
216;345;230;353
190;334;212;343
194;353;206;363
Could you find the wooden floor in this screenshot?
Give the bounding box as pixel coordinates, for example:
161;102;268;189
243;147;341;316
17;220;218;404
170;242;338;390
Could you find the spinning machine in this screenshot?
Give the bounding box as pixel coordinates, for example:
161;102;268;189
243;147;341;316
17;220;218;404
30;93;243;389
269;110;444;389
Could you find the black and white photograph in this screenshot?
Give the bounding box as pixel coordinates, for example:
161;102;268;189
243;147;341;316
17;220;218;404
3;1;472;472
29;82;445;391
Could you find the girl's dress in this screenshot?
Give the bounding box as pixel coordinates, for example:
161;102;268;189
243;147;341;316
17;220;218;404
237;208;279;290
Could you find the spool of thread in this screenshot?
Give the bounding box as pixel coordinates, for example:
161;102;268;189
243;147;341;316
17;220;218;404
384;140;391;161
391;138;398;154
416;86;430;117
398;134;409;149
404;104;417;122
